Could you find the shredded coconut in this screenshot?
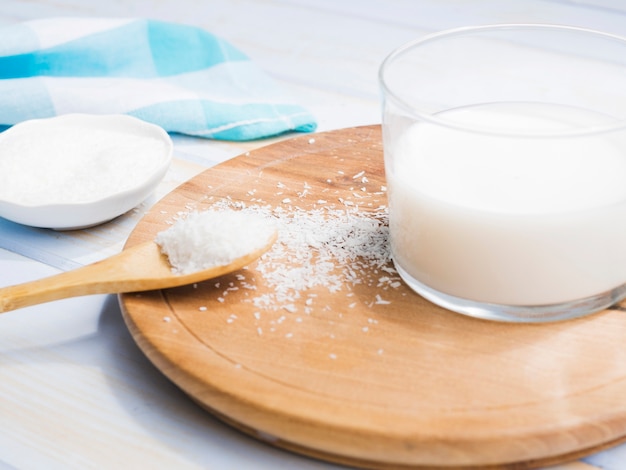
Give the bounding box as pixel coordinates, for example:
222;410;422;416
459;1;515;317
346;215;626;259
163;166;402;346
155;209;276;274
204;198;394;311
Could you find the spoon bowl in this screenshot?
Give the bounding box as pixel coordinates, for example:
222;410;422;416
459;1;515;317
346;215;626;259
0;230;277;313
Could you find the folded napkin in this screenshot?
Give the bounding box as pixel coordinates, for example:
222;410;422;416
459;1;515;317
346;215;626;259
0;18;316;140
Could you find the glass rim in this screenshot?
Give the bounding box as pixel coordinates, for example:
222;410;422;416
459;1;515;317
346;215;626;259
379;23;626;138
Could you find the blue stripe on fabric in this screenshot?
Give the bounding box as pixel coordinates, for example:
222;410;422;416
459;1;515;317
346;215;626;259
209;112;317;140
0;21;153;78
128;100;317;140
147;21;248;76
0;20;248;79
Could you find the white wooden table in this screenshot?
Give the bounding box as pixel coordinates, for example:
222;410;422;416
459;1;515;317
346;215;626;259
1;1;626;468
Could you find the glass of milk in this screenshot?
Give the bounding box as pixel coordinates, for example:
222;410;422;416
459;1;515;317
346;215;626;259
379;24;626;322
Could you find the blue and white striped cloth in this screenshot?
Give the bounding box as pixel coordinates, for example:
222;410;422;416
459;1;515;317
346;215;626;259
0;18;316;140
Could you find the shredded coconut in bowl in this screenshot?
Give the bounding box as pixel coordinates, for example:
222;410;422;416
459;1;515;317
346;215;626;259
154;209;276;274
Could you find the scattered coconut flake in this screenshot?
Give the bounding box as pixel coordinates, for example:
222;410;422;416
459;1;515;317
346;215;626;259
374;294;391;305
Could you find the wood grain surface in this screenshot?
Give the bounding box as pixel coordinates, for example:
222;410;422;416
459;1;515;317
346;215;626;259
119;126;626;469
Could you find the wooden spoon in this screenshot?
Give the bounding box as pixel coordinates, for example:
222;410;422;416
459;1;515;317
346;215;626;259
0;231;277;313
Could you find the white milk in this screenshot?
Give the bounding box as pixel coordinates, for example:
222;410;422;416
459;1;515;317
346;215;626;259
388;102;626;305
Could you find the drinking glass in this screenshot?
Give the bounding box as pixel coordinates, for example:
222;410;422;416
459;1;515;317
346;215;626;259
379;24;626;322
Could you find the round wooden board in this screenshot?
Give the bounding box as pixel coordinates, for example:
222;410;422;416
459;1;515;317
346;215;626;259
120;126;626;469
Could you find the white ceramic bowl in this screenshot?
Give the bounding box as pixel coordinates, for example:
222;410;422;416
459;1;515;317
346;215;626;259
0;114;173;230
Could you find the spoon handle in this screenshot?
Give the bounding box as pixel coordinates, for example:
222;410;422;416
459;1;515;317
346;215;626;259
0;231;277;314
0;242;167;313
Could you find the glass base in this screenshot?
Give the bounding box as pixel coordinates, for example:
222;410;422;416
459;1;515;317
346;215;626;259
395;263;626;323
